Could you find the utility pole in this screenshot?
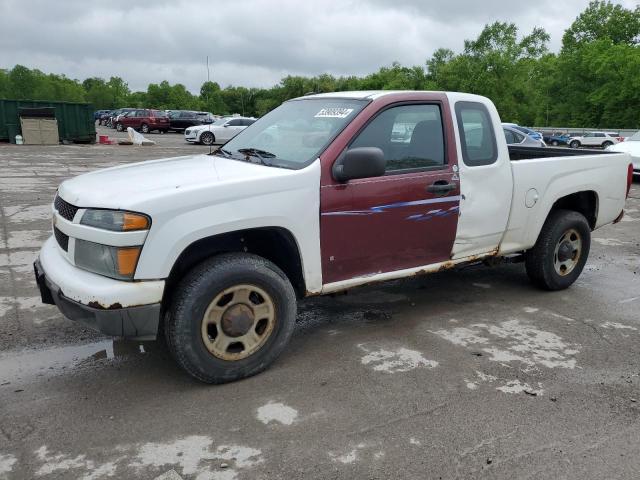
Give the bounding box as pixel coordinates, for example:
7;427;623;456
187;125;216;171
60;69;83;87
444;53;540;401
206;56;211;110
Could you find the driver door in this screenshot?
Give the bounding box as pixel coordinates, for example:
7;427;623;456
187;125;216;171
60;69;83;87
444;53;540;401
320;102;460;285
219;119;243;142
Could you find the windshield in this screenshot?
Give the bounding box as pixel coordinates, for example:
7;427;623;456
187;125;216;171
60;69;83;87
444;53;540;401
628;131;640;141
221;98;369;169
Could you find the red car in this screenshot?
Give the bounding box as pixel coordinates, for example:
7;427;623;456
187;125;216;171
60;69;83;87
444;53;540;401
115;109;169;134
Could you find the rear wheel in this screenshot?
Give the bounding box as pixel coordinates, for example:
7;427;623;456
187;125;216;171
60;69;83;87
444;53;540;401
551;140;559;146
200;131;215;145
116;123;124;132
569;140;580;149
165;253;297;384
602;141;613;148
141;123;150;134
525;209;591;291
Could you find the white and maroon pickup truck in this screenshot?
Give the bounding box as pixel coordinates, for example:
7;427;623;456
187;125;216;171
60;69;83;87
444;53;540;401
35;91;634;383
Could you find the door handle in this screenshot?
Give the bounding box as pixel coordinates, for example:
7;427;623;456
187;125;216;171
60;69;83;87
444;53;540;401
426;181;457;195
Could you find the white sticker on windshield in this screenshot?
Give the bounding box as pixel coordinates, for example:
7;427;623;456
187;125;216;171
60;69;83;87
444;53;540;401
315;108;354;118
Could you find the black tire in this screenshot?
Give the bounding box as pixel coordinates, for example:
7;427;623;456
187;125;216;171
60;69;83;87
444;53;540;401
525;209;591;291
116;122;124;132
551;140;559;146
141;123;150;134
165;253;297;384
602;141;613;148
569;140;580;149
200;131;215;146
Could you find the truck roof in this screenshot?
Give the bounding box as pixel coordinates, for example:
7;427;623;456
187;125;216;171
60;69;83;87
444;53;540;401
297;90;438;100
296;91;492;105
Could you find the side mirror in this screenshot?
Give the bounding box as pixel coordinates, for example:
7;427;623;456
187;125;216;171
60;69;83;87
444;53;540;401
332;147;386;182
223;124;230;128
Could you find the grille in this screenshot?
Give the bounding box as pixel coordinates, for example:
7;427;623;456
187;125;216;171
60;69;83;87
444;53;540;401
54;226;69;252
54;195;79;222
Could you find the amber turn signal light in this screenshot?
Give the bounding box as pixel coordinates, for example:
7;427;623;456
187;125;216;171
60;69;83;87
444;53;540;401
116;247;141;276
123;213;150;231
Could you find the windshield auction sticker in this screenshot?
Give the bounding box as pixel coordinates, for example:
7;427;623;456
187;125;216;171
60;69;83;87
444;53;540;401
314;108;354;118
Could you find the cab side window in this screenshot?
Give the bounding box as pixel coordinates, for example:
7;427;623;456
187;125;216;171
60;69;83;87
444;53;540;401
348;104;445;173
455;102;498;167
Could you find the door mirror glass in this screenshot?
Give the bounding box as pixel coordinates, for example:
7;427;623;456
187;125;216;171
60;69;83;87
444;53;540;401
333;147;386;182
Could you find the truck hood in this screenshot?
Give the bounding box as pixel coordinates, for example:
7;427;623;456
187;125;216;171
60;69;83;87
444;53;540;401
58;154;294;210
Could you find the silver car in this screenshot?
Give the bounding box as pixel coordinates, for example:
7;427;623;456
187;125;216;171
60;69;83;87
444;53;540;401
503;126;546;147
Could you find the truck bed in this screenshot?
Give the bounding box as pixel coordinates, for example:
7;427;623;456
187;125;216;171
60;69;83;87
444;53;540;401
508;145;616;161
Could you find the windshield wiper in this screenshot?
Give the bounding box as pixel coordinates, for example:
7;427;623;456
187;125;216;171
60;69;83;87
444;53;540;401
237;147;275;166
209;147;233;158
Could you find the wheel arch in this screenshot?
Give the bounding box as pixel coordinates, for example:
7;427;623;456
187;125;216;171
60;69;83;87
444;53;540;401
162;227;307;307
199;130;215;143
548;190;599;230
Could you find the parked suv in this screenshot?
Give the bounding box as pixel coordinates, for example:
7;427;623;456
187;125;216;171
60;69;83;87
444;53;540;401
168;111;215;131
97;110;114;126
94;110;111;121
116;109;170;133
568;132;622;149
108;108;136;128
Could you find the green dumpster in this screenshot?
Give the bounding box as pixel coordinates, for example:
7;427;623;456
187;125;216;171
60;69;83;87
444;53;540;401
0;99;96;143
6;123;18;144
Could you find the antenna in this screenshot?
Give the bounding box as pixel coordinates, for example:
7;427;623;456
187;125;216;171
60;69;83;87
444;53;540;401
207;55;212;156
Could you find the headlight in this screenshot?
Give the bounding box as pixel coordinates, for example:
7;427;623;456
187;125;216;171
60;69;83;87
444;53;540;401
81;209;150;231
74;240;141;280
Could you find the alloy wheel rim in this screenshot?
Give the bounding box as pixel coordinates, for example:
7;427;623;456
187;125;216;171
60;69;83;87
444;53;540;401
553;228;582;276
201;284;276;361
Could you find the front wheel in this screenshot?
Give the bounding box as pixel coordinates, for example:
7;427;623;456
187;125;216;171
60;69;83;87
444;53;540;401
116;123;124;132
569;140;580;149
551;140;559;146
165;253;297;384
200;131;215;145
525;209;591;291
141;123;150;134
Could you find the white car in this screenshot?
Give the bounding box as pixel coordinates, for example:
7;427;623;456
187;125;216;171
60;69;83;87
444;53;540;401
607;131;640;176
568;131;622;149
185;116;256;145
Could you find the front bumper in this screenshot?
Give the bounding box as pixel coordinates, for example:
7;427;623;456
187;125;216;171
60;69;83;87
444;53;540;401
184;130;199;142
35;237;164;340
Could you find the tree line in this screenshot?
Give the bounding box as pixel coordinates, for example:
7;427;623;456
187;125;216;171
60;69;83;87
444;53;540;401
0;1;638;128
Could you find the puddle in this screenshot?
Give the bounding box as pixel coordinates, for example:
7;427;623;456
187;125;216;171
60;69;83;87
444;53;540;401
0;340;149;383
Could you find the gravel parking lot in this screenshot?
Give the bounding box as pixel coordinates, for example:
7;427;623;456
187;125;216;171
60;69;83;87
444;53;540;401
1;128;639;479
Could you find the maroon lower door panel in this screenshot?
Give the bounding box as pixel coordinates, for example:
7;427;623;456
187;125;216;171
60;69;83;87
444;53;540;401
320;170;459;284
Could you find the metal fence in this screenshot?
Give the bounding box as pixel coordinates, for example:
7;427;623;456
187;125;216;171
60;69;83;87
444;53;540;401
532;126;638;138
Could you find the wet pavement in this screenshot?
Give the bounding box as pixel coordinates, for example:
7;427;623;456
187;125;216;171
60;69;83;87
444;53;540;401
1;128;639;479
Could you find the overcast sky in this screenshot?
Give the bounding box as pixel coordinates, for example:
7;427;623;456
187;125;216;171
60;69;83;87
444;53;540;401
0;0;636;92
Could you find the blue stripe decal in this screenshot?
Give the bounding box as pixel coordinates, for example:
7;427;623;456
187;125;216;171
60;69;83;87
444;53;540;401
322;195;461;217
370;195;461;212
406;205;459;222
